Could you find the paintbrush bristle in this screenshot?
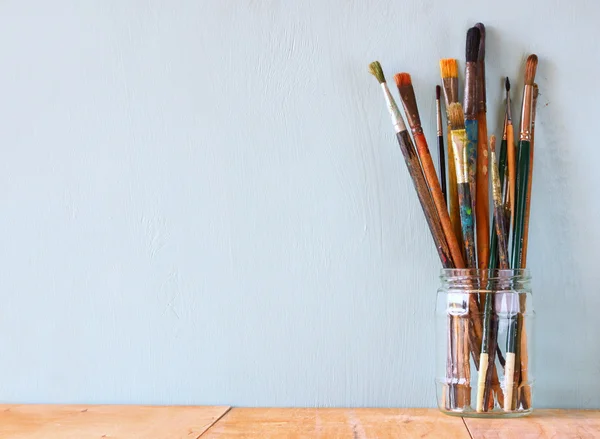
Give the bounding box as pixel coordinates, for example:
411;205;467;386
466;27;481;63
524;54;538;86
448;103;465;130
394;73;412;87
475;23;485;61
369;61;386;84
439;59;458;79
505;77;510;92
436;85;441;100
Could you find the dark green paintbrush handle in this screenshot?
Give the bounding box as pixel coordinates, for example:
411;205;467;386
507;140;530;354
511;140;531;270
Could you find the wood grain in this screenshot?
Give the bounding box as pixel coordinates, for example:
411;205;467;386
464;410;600;438
0;404;229;439
201;408;470;438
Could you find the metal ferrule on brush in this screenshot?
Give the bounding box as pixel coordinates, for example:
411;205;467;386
464;63;477;119
399;86;423;136
436;100;443;136
441;78;458;111
451;130;469;184
519;85;534;141
381;83;406;134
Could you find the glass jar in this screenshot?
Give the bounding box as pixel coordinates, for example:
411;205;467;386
435;269;534;417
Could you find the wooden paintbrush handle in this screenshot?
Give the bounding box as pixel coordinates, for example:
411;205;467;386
476;113;490;269
519;124;535;410
395;131;454;267
447;126;463;249
413;132;465;268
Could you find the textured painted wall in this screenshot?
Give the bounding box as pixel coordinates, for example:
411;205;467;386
0;0;598;408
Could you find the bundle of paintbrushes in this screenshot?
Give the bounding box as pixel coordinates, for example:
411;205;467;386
369;23;539;416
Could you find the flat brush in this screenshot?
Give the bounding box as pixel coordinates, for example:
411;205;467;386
477;135;509;412
464;27;481;234
505;54;538;412
475;23;490;271
368;62;456;268
395;73;464;269
436;85;447;204
439;59;463;249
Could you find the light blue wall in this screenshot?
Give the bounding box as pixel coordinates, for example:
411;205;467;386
1;0;598;408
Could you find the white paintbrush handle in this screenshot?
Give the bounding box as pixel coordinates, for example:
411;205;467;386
504;352;516;411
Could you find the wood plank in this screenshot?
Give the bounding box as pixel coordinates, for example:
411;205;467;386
201;408;470;438
464;410;600;439
0;404;230;439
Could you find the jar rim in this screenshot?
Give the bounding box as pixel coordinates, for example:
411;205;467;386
440;268;531;280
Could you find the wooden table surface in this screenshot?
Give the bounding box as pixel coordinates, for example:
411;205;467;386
1;406;599;438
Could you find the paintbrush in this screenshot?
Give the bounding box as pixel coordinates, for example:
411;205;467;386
369;62;462;409
436;85;447;204
464;27;481;234
506;77;516;228
505;54;538;411
518;83;539;411
395;73;465;269
439;59;463;249
474;23;490;271
477;135;509;412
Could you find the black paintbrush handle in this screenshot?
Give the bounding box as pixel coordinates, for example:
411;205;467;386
438;134;447;205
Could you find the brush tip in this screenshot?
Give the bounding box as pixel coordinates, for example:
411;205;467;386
525;54;538;85
505;77;510;92
394;72;412;87
436;85;441;100
475;23;485;60
368;61;385;84
448;102;465;130
439;58;458;79
466;27;481;62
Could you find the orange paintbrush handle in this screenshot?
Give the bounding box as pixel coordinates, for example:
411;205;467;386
447;125;463;249
413;132;465;268
476;113;490;269
506;123;516;218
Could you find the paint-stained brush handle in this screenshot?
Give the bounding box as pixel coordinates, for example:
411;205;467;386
395;131;455;268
